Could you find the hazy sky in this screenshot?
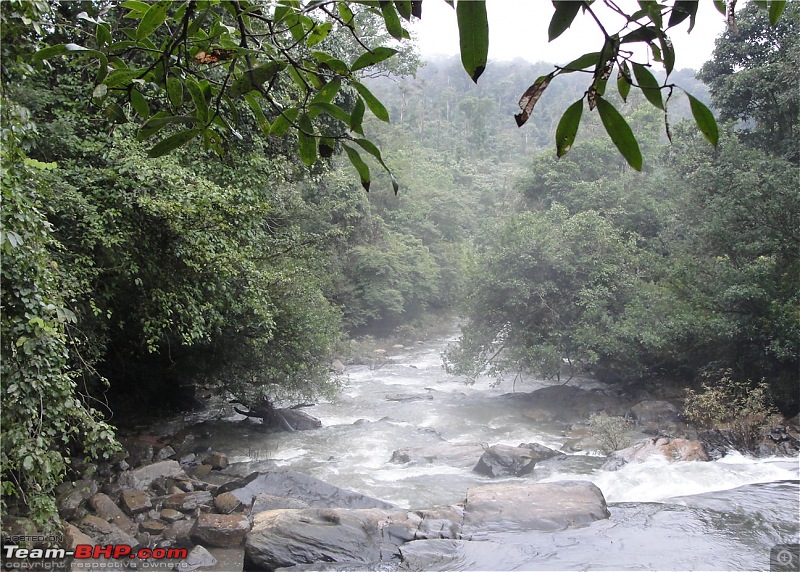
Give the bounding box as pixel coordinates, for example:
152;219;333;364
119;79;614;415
412;0;727;71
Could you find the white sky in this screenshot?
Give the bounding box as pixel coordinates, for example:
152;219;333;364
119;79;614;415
412;0;728;71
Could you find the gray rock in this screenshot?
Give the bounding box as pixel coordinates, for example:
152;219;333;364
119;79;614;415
630;400;680;424
139;520;166;535
119;460;185;490
120;489;152;515
191;513;251;548
207;451;229;470
162;491;213;512
462;481;610;535
163;518;195;546
159;508;185;523
155;445;177;461
389;443;485;469
214;491;244;514
245;507;460;570
251;493;309;514
473;444;537;477
56;479;98;521
181;545;218;571
218;471;395;510
88;492;127;521
78;515;140;548
330;359;346;374
504;385;616;425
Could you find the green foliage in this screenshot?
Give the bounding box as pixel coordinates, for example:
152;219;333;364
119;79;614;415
1;121;118;529
588;414;632;454
684;372;779;450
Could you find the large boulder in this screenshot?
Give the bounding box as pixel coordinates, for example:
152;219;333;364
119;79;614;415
191;513;251;548
245;506;462;570
389;443;485;469
472;445;532;478
462;481;610;535
118;460;185;490
630;400;680;424
502;385;616;424
219;471;395;512
603;437;708;470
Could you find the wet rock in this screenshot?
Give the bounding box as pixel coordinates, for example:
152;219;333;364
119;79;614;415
386;393;433;402
119;460;185;490
462;481;610;535
139;520;166;535
88;492;126;521
164;518;195;546
505;385;616;425
218;471;395;510
78;515;139;548
56;479;98;521
155;445;177;461
214;491;244;514
159;509;185;523
603;437;709;470
207;451;229;470
181;545;218;571
389;443;485;469
630;400;680;424
251;493;309;514
192;513;251;548
163;491;214;512
191;464;213;479
120;489;152;515
473;445;538;477
330;359;346;374
271;408;323;432
245;507;460;570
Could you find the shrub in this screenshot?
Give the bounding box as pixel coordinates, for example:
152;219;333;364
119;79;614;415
588;413;632;454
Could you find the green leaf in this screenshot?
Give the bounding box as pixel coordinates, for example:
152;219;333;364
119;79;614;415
342;144;371;191
352;47;399;72
456;0;489;83
136;0;170;40
228;62;285;99
166;77;183;109
297;113;317;166
668;0;698;31
659;35;675;74
186;79;209;123
119;0;149;13
96;23;112;48
130;88;150;118
549;1;583;42
136;113;195;141
310;78;341;105
271;107;300;137
713;0;727;15
337;2;355;27
309;102;351;123
617;62;631;102
381;2;404;39
687;92;719;146
769;0;786;25
352;81;390;122
632;63;663;110
148;128;203;157
559;51;601;73
621;26;658;44
555;98;583;158
595;96;642;171
350;97;365;134
34;43;106;63
245;93;271;136
103;68;144;88
307;21;332;46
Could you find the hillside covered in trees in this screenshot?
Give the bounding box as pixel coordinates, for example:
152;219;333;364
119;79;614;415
1;0;797;531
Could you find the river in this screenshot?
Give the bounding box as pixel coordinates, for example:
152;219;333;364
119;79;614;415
191;335;799;571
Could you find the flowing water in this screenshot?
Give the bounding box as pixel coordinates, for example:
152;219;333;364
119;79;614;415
192;336;799;570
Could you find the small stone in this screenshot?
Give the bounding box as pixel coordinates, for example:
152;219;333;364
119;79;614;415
159;509;185;523
181;545;218;571
163;491;213;512
214;491;243;514
139;520;167;535
207;451;229;470
155;445;177;461
163;519;195;545
88;492;127;521
191;513;251;548
121;489;152;515
191;464;213;479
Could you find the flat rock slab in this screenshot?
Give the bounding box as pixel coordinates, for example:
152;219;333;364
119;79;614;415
119;460;185;490
463;480;610;535
219;471;396;511
245;506;462;570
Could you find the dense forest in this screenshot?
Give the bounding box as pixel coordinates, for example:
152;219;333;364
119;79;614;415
1;0;798;530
